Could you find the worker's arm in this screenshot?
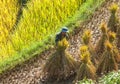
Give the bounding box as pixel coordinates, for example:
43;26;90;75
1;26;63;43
55;34;59;45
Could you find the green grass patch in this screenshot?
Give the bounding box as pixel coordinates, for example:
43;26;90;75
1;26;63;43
78;78;95;84
99;71;120;84
77;70;120;84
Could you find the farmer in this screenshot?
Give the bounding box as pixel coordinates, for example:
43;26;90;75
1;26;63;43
55;27;69;45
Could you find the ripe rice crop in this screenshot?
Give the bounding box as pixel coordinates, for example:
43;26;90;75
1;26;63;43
0;0;87;72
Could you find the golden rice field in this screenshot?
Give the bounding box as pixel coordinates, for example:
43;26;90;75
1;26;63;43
0;0;20;44
0;0;85;63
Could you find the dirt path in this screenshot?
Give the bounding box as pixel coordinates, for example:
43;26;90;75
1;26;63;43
0;0;120;84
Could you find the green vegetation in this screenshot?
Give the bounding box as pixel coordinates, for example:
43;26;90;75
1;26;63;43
77;71;120;84
78;71;120;84
78;79;94;84
99;71;120;84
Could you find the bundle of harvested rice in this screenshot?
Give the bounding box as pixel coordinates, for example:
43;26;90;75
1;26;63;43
42;38;77;80
108;31;120;63
95;22;108;55
108;31;116;43
108;3;120;48
108;3;119;32
97;40;118;75
75;45;96;82
82;30;97;65
82;30;91;45
117;26;120;48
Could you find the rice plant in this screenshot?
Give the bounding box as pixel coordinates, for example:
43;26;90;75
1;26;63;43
0;0;85;61
0;0;20;60
0;0;20;43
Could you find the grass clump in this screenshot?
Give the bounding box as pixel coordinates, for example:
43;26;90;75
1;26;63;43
43;38;77;80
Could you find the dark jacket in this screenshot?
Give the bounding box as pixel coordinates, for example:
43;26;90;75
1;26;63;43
55;32;69;45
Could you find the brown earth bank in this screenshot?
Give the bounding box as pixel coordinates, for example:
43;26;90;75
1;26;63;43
0;0;120;84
